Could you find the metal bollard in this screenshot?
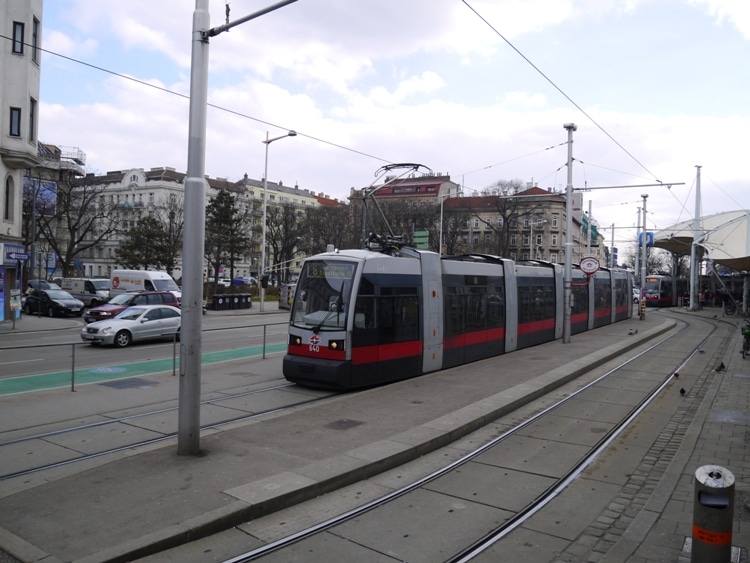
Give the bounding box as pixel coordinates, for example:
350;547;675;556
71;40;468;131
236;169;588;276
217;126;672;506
692;465;735;563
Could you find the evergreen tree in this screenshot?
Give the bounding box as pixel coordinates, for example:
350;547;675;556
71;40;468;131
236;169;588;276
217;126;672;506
205;190;251;287
115;216;169;270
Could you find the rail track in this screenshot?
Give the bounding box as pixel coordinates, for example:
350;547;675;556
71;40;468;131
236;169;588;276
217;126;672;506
188;312;726;562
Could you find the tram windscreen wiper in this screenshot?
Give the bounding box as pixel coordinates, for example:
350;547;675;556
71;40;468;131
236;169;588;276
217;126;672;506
313;282;345;334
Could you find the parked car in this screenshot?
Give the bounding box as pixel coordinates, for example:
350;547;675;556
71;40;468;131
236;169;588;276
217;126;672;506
633;288;641;303
26;279;62;291
217;278;232;287
81;305;181;347
24;289;84;317
84;291;180;324
233;277;257;286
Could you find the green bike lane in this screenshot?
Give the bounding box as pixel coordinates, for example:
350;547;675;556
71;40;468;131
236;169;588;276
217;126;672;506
0;342;288;396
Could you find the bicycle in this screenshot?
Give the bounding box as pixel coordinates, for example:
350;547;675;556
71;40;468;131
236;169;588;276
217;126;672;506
725;301;742;316
742;321;750;360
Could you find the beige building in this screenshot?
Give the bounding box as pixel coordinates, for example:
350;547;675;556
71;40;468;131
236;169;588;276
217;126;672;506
0;0;43;322
75;167;326;281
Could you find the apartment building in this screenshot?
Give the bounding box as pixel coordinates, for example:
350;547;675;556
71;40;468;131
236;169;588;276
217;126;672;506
0;0;43;322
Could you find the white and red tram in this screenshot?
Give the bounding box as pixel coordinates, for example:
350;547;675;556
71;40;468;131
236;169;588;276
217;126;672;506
283;247;632;390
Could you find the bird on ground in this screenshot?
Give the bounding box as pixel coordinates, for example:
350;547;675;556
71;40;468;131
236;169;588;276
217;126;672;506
715;362;726;372
680;387;686;396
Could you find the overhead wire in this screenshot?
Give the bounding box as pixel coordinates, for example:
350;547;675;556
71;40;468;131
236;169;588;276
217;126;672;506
0;33;392;166
460;0;663;186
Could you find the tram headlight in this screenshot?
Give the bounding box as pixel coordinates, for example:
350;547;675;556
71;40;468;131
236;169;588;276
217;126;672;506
289;335;302;346
328;339;345;351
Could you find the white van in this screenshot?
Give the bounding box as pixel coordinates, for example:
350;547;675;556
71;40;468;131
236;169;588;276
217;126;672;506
59;278;111;307
110;270;181;300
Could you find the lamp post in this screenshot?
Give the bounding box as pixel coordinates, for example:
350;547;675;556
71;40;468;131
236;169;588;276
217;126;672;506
260;130;296;312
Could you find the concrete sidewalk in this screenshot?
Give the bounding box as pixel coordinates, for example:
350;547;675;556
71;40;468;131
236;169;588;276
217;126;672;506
0;308;745;563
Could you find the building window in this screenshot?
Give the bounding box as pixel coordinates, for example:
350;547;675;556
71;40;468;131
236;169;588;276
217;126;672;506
29;98;37;142
12;22;24;54
536;218;545;228
497;217;503;226
551;234;558;246
510;234;517;246
523;217;530;227
552;216;559;228
473;218;479;228
32;17;40;62
523;234;530;246
4;177;14;221
149;192;155;203
550;253;558;263
9;107;22;137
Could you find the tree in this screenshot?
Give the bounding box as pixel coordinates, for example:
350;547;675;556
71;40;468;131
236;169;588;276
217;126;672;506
300;205;357;255
205;190;251;286
467;179;543;257
116;216;169;270
265;203;307;282
28;173;122;278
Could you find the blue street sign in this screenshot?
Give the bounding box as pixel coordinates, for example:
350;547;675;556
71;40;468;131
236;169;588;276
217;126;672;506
8;252;29;261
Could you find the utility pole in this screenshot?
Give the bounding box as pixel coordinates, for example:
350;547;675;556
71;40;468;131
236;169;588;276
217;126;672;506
562;123;576;344
179;0;298;456
640;193;648;320
690;165;702;311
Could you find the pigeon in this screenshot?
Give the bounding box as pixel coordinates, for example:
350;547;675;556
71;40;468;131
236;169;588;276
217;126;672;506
674;372;679;378
628;329;634;335
698;349;705;353
715;362;726;372
680;387;686;396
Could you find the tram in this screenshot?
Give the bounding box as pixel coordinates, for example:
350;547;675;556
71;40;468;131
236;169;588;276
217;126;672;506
642;275;688;307
283;240;633;390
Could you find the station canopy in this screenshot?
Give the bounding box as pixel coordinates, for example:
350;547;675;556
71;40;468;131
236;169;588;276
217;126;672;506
652;210;750;272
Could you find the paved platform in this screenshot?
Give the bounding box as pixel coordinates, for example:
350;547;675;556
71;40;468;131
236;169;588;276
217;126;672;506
0;307;747;563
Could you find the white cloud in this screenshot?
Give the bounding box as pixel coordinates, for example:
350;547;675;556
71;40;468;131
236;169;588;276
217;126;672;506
691;0;750;38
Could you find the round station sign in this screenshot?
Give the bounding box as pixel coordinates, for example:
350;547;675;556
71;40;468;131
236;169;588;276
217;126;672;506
580;256;600;275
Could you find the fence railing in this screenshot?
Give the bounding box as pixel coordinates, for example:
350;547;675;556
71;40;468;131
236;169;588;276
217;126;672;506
0;321;288;392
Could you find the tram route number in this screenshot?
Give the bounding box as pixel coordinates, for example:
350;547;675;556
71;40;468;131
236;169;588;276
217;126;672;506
309;335;321;353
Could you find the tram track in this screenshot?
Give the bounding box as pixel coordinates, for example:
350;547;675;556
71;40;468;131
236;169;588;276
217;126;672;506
0;382;335;483
199;312;726;562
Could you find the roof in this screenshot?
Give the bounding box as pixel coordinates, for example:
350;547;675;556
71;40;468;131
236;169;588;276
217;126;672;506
653;210;750;271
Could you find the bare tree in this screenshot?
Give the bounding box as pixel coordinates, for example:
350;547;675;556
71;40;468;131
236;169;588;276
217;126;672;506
300;205;358;255
265;203;306;282
30;173;122;277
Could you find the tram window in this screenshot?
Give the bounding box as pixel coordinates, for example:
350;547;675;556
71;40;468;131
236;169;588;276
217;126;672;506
518;280;555;322
465;287;487;331
487;285;505;328
572;285;588;314
594;278;611;309
375;295;419;343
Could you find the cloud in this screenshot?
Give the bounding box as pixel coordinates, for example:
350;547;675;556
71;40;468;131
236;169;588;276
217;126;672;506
691;0;750;38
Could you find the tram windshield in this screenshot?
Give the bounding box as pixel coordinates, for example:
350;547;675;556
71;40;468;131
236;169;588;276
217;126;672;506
290;259;356;331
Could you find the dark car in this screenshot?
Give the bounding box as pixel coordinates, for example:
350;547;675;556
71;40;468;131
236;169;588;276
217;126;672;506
24;279;62;292
84;291;180;324
24;289;84;317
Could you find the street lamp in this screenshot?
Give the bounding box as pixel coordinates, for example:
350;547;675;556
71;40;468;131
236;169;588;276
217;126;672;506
260;129;296;312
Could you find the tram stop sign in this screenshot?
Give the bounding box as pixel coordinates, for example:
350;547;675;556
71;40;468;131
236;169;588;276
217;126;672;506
580;256;600;275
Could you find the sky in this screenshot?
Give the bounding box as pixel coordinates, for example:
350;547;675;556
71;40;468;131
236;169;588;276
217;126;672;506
37;0;750;258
